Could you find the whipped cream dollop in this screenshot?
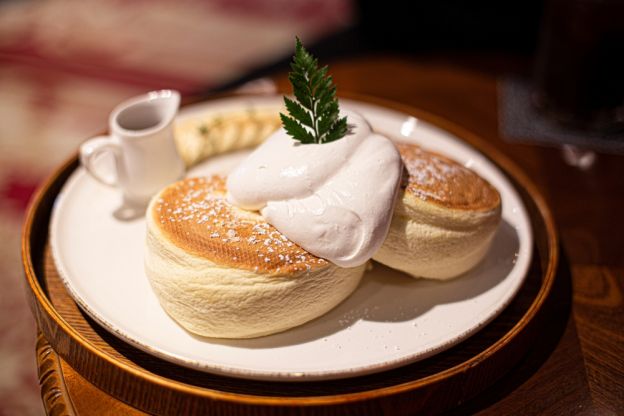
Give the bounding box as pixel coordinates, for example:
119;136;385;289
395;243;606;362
226;110;402;268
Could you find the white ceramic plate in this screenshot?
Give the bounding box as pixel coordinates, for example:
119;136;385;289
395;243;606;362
50;96;533;381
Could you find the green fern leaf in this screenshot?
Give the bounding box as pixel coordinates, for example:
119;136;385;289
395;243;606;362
280;37;348;144
280;113;315;144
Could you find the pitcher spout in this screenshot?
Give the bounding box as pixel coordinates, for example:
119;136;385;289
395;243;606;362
148;89;180;125
112;89;180;135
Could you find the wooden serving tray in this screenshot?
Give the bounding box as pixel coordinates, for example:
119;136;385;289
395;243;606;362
22;95;559;415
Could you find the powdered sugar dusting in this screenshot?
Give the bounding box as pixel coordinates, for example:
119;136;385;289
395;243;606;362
397;144;500;210
153;176;327;274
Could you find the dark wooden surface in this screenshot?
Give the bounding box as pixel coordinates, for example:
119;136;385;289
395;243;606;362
27;54;623;414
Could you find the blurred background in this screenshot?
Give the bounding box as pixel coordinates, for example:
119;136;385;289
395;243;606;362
2;1;354;414
1;0;622;414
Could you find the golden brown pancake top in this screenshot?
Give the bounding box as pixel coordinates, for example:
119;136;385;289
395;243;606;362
151;176;328;275
397;144;501;211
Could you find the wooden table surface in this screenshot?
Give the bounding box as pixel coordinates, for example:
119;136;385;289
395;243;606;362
35;54;624;415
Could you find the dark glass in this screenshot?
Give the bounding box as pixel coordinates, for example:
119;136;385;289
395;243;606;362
533;0;624;133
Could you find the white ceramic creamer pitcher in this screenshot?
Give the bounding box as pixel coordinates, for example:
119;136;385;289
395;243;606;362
80;90;185;206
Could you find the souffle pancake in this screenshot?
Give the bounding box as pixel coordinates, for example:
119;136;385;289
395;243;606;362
145;176;366;339
373;143;502;279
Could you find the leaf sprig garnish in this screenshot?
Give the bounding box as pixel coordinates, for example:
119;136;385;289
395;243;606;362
280;38;348;144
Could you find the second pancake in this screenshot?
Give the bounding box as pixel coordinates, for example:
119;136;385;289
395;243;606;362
373;144;502;279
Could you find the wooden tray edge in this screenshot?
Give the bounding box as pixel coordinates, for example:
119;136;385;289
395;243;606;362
21;93;560;412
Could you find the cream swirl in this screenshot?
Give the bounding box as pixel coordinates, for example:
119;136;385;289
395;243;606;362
227;110;402;268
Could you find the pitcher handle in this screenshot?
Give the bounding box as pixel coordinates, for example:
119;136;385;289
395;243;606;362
79;136;121;187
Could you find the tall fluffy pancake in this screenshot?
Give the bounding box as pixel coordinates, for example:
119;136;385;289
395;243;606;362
145;176;365;339
373;144;502;279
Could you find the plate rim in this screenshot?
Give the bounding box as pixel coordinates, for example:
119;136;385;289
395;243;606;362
23;92;559;401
